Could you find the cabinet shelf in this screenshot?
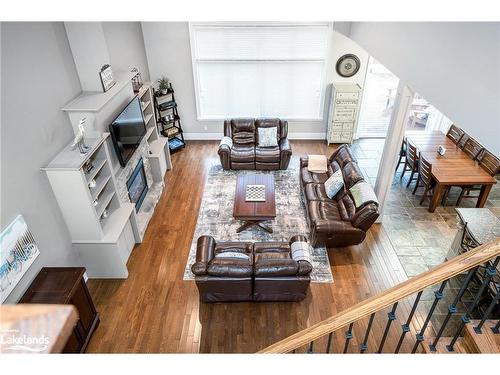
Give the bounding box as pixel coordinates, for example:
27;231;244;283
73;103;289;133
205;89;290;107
141;100;151;112
144;113;154;126
85;158;107;183
90;174;111;200
95;190;115;218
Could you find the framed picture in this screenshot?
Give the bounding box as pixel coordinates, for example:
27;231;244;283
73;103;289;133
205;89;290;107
0;215;40;302
99;64;115;92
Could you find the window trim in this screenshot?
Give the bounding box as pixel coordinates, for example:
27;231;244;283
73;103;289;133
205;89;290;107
189;22;330;121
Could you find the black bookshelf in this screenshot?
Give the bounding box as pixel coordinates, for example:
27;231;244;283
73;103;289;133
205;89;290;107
153;83;186;152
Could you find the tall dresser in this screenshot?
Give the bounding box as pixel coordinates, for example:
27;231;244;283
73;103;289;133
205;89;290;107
19;267;99;353
326;83;362;145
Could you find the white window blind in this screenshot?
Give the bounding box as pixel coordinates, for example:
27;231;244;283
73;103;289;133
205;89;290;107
190;24;329;120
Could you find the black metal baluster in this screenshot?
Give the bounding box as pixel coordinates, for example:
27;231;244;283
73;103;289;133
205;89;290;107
307;341;314;353
377;302;398;353
492;320;500;334
360;313;375;353
395;290;423;353
429;266;479;351
343;323;354;353
447;257;500;352
325;332;333;353
292;349;296;354
411;281;448;353
474;286;500;333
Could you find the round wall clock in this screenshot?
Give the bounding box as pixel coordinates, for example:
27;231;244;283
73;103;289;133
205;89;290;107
336;54;361;78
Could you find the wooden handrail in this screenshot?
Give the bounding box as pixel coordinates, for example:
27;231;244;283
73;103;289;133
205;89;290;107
259;238;500;353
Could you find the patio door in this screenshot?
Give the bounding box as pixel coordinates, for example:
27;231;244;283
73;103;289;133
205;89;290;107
356;57;399;138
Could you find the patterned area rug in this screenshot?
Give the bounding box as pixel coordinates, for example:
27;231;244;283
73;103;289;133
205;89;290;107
183;157;333;283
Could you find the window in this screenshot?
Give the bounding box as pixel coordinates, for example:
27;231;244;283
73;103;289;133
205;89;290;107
189;24;329;120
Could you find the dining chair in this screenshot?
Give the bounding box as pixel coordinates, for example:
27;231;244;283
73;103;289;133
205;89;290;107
412;155;436;205
394;138;407;173
457;133;469;149
462;137;484;160
446;124;465;145
400;140;419;188
455;149;499;206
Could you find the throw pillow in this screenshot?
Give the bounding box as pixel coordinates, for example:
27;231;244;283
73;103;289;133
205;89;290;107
257;127;278;147
349;181;379;208
290;241;312;264
324;169;344;199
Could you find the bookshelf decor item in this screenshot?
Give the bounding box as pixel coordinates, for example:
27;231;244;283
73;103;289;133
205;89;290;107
131;68;143;93
99;64;115;92
154;82;186;152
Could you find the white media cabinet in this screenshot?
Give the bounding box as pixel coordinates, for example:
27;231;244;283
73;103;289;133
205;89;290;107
326;83;362;145
44;74;171;278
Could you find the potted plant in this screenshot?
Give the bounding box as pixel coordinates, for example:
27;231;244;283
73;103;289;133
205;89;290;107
157;77;170;95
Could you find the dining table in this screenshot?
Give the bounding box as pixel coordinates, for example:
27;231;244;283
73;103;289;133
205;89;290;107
405;131;497;212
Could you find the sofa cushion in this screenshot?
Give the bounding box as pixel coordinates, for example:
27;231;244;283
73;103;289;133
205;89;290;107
254;242;298;277
324;169;344;199
336;194;357;221
304;183;330;201
308;200;345;223
330;144;355;168
231;144;255;163
301;167;329;185
207;258;253;277
257;127;278;147
255;145;280;163
231;119;255;145
342;161;365;189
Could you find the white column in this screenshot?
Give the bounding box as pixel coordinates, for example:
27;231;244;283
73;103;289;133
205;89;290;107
374;82;414;222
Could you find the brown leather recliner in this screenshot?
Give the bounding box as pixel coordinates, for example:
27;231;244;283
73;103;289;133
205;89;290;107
191;235;312;302
218;118;292;170
300;145;380;248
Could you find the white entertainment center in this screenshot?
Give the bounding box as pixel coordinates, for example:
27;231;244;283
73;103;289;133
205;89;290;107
43;72;171;278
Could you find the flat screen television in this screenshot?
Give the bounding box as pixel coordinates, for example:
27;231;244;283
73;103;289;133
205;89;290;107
109;96;147;167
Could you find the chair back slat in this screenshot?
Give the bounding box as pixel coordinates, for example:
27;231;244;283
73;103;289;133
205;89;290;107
446;124;465;145
419;155;433;185
406;141;418;168
462;137;484;160
478;150;500;176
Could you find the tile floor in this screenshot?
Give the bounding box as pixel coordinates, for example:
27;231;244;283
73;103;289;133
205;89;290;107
352;138;500;280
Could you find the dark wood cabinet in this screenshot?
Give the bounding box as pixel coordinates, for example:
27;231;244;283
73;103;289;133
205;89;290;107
19;267;99;353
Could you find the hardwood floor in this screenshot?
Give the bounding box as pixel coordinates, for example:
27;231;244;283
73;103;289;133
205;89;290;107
86;140;424;353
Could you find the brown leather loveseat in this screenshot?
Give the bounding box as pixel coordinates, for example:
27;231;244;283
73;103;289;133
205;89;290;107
191;235;312;302
218;118;292;170
300;145;380;248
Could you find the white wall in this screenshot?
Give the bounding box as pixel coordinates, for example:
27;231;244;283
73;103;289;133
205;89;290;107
102;22;151;82
347;22;500;155
141;22;368;139
1;22;83;302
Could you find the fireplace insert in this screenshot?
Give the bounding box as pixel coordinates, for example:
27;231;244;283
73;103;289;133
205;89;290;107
127;158;148;212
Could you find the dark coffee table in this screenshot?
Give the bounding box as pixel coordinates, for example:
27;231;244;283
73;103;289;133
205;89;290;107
233;174;276;233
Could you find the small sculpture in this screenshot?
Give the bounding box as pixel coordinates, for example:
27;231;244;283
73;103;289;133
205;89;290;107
71;118;91;155
437;145;447;156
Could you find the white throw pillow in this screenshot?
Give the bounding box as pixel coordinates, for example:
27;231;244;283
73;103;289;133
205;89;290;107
324;169;344;199
349;181;379;208
214;251;249;260
257;127;278;147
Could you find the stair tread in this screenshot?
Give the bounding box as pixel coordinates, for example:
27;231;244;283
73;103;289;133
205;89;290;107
421;338;468;354
463;320;500;354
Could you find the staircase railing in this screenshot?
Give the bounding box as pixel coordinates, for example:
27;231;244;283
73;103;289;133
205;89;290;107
259;238;500;354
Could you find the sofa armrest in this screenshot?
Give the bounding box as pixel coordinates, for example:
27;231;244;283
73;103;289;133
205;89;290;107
218;137;232;170
191;235;216;276
351;203;379;231
290;235;312;276
279;138;292;169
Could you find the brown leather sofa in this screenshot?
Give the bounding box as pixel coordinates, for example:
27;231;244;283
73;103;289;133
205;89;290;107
191;235;312;302
300;145;379;248
218;118;292;170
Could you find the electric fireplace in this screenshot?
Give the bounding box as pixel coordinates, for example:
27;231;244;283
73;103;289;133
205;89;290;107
127;158;148;212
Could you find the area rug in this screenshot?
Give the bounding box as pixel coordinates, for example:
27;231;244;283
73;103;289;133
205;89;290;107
183;157;333;283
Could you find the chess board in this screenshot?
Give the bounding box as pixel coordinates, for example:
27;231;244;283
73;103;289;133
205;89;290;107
245;184;266;202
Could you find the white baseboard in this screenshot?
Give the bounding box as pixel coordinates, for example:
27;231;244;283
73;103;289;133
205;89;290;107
183;132;326;140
